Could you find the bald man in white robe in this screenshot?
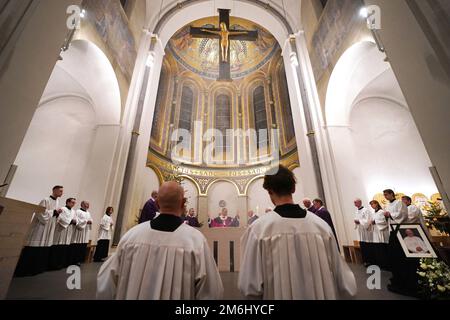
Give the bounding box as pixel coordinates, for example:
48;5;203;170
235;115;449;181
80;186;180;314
97;182;223;300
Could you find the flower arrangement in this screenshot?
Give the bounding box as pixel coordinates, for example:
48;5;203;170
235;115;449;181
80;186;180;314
422;200;449;235
417;258;450;300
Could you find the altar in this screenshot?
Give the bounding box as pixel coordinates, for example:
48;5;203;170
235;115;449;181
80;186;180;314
201;227;245;272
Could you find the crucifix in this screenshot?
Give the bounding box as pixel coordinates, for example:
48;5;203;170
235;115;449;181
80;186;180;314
190;9;258;81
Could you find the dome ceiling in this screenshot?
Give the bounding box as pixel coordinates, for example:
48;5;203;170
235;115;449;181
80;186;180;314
168;16;279;80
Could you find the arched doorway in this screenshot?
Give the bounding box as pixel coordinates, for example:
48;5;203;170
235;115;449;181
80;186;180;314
7;40;121;240
325;41;438;243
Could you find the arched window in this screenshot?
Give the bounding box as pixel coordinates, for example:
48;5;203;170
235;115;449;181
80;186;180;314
278;63;295;142
178;86;194;131
215;94;231;153
253;85;268;147
151;66;168;141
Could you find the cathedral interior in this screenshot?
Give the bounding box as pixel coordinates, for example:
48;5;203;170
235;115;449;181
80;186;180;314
0;0;449;302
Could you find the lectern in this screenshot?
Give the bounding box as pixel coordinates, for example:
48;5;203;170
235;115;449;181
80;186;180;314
0;197;44;299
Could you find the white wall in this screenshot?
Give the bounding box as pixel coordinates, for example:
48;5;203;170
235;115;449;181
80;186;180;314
139;167;161;213
247;178;273;216
8;97;96;203
181;179;199;214
207;181;239;218
351;98;436;199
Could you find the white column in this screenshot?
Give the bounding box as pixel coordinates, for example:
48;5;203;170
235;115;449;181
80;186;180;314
281;39;319;199
118;34;166;235
78;124;120;242
105;30;154;240
293;31;354;246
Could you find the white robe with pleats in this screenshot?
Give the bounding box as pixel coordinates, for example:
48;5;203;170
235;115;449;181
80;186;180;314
72;209;92;244
97;223;223;300
26;197;60;247
53;207;76;245
238;211;357;300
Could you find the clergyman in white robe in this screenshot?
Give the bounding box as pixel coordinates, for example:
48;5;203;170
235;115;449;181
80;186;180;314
383;189;418;296
97;182;223;300
71;201;93;265
94;209;114;262
239;209;357;300
354;200;373;265
14;186;64;277
49;198;77;270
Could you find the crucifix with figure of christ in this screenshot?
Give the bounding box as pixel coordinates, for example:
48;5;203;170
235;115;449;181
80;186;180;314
190;9;258;81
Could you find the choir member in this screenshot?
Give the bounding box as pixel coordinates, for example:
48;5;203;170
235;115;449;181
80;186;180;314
354;199;374;266
239;166;356;299
49;197;77;270
402;196;426;226
97;182;223;300
383;189;418;297
369;200;390;270
94;207;114;262
14;186;64;277
71;201;93;265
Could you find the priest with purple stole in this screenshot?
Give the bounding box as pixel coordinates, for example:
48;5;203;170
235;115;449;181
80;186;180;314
184;208;201;227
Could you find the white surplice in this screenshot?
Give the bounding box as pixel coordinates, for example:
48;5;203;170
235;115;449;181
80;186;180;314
238;211;357;300
98;214;113;241
385;199;408;224
407;204;425;224
72;209;92;244
26;197;60;247
354;207;373;243
53;207;76;245
96;223;224;300
372;209;389;243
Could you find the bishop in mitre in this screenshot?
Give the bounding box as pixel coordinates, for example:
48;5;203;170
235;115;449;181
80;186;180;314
97;181;223;300
238;166;357;300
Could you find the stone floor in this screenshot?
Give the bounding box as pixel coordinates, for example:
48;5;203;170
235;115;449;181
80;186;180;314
6;263;415;300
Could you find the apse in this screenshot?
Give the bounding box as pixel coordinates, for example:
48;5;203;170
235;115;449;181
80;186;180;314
147;16;300;201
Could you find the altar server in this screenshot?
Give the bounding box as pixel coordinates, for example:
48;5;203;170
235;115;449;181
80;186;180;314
71;201;93;265
14;186;64;277
383;189;418;296
94;207;114;262
48;197;77;270
369;200;390;270
239;166;356;300
354;199;374;266
97;182;223;300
